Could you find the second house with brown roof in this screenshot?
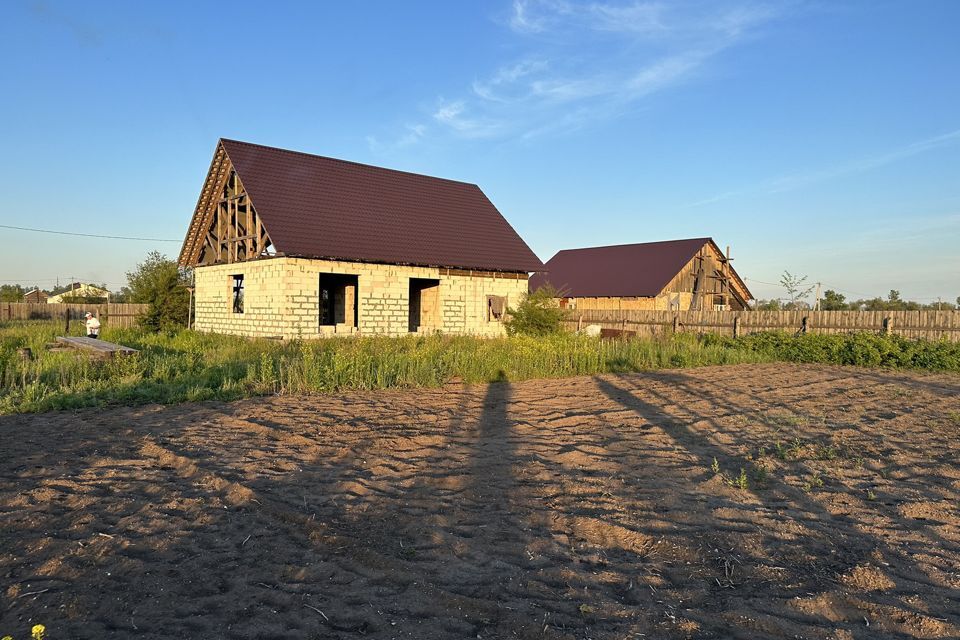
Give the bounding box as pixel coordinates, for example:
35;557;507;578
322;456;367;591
178;139;544;339
530;238;753;312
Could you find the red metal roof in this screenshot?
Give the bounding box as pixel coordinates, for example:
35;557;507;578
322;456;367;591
530;238;717;298
218;139;543;273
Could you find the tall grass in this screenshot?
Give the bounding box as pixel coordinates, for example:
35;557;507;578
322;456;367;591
0;321;768;414
1;321;956;415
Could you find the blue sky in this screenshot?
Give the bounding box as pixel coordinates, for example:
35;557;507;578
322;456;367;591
1;0;958;303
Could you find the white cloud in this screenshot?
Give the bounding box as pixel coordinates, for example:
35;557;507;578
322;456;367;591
432;100;504;138
585;2;666;34
626;52;704;96
471;59;550;101
371;1;782;146
508;0;570;33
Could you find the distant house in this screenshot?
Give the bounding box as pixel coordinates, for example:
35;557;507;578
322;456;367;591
47;283;110;304
22;289;48;303
530;237;753;311
178;139;544;338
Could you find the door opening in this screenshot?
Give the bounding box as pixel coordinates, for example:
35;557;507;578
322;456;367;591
408;278;440;332
319;273;358;327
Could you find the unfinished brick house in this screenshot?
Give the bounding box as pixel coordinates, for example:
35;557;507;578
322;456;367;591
178;139;543;338
530;237;752;311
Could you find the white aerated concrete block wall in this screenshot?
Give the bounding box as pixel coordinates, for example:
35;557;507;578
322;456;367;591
193;257;528;339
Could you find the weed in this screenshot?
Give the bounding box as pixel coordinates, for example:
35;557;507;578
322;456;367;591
803;471;825;492
733;467;749;490
790;438;807;460
816;444;840;461
722;467;749;490
711;457;721;475
774;441;789;461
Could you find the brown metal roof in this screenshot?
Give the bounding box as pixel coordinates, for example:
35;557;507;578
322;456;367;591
214;139;543;272
530;237;751;298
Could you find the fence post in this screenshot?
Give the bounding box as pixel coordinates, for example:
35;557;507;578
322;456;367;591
882;317;893;335
733;316;741;339
673;315;680;333
801;316;808;334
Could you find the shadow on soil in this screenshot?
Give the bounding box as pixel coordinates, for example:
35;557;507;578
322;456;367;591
1;364;959;639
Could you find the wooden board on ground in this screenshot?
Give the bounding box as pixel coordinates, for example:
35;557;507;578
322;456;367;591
55;336;139;357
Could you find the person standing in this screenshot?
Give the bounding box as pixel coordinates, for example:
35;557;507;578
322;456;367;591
84;312;101;339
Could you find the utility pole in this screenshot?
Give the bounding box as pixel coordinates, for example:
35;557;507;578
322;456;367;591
814;282;822;311
938;297;942;311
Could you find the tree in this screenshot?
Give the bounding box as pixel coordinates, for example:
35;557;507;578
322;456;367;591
503;285;566;337
820;290;847;311
0;284;25;302
110;286;133;303
752;298;782;311
780;271;814;310
126;251;192;331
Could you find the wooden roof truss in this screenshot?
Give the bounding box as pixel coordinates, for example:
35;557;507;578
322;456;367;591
179;144;276;267
689;242;750;310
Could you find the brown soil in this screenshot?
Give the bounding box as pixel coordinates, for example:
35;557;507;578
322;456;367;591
2;363;959;639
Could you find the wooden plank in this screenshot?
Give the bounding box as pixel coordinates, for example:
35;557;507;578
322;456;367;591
56;336;138;356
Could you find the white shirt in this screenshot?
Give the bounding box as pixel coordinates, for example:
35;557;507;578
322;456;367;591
86;316;101;336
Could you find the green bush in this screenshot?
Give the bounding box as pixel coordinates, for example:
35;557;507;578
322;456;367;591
733;330;960;370
125;251;192;331
503;285;567;337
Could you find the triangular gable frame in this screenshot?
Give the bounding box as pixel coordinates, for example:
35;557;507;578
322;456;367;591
681;239;753;309
178;141;277;267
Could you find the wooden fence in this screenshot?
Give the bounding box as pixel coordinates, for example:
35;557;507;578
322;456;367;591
0;303;149;328
562;309;960;342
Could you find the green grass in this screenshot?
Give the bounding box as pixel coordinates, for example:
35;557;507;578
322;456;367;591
0;321;768;414
1;321;958;415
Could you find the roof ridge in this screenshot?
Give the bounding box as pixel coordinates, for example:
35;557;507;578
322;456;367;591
554;237;712;254
220;138;480;189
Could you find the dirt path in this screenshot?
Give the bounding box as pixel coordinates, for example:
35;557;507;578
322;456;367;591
2;363;959;639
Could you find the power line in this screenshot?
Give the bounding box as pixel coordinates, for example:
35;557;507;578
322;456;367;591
0;223;180;242
0;277;128;287
743;277;782;287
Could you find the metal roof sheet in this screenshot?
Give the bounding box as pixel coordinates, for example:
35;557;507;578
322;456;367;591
530;238;717;298
218;139;544;273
